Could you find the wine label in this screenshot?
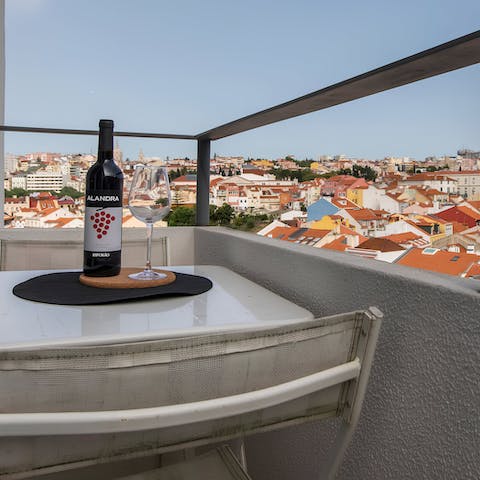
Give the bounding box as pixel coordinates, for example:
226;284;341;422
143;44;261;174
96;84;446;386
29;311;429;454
86;190;122;208
84;187;122;253
84;206;122;252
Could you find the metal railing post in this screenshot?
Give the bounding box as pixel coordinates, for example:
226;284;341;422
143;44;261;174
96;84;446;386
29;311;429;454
0;0;5;228
195;139;211;226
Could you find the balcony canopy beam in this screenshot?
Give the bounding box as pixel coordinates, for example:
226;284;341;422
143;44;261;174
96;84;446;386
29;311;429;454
196;30;480;141
0;125;196;141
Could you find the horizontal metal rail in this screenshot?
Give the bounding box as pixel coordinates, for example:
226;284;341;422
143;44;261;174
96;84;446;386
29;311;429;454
0;125;196;140
0;359;361;436
197;29;480;141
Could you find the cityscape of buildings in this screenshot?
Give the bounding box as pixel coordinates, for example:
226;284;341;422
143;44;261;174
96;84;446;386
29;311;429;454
3;146;480;280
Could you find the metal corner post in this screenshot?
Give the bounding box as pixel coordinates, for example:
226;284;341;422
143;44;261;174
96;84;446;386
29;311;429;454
195;139;211;226
0;0;5;228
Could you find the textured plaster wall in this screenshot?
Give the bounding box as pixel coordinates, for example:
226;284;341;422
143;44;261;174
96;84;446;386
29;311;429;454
195;227;480;480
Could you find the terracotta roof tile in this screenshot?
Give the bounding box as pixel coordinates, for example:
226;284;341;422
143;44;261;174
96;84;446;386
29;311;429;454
331;197;359;209
339;225;367;241
467;200;480;212
456;206;480;220
267;226;331;243
322;236;349;251
425;188;443;195
465;263;480;277
348;209;380;221
44;217;76;227
396;248;480;276
357;238;405;252
382;232;428;247
39;207;60;216
451;221;469;233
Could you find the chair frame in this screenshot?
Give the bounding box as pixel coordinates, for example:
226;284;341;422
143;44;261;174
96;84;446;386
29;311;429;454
0;307;382;480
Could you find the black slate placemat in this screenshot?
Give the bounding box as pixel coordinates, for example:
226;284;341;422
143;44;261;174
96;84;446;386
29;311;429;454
13;271;213;305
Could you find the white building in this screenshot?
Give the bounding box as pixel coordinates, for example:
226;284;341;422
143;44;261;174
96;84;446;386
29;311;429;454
5;154;19;174
23;207;76;228
257;220;290;237
280;210;307;222
26;172;66;192
11;175;27;190
399;174;458;194
444;171;480;199
66;177;85;193
4;196;29;216
381;219;431;244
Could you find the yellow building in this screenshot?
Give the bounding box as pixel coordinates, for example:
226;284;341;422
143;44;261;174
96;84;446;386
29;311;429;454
309;214;349;231
412;214;451;242
251;159;274;170
346;187;365;207
310;162;330;174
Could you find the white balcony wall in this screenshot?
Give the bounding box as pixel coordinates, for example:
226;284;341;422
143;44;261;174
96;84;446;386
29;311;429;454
1;225;479;479
194;227;480;480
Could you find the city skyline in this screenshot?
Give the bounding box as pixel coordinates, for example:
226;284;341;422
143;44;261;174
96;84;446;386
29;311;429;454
4;0;480;160
3;146;477;164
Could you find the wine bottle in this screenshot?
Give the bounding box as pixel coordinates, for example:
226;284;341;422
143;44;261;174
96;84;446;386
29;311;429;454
83;119;124;277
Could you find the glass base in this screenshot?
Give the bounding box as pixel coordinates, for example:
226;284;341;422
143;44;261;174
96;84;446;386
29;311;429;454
128;269;167;281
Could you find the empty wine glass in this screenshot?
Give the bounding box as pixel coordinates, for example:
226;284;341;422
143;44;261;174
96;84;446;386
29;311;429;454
128;164;171;280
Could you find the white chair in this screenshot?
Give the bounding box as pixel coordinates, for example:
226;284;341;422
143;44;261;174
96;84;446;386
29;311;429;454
0;307;382;479
0;229;169;271
116;446;252;480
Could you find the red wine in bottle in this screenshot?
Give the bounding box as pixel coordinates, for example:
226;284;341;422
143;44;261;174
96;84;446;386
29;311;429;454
83;119;124;277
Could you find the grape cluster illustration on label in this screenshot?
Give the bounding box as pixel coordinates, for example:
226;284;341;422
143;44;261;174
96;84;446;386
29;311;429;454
90;210;116;239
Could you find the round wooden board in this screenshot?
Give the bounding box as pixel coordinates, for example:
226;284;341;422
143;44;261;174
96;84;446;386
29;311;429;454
79;268;176;289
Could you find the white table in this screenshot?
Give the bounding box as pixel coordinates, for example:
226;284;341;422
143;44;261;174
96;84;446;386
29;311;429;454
0;265;313;349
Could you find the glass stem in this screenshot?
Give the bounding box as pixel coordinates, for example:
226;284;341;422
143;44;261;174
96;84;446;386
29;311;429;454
145;222;153;272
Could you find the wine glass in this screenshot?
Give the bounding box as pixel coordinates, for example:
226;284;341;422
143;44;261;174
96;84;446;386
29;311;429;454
128;164;171;280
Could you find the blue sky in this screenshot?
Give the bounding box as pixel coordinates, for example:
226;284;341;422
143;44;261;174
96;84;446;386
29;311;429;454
4;0;480;161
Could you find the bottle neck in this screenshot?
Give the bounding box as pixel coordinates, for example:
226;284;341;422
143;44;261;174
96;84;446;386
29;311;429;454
97;127;114;163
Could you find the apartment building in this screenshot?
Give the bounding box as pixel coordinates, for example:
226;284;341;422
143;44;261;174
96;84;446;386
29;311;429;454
444;171;480;199
26;172;66;191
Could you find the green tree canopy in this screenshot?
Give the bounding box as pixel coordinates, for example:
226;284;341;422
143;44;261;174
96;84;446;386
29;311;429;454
55;186;84;199
166;206;196;226
269;168;320;182
352;165;377;181
211;203;234;225
5;188;29;198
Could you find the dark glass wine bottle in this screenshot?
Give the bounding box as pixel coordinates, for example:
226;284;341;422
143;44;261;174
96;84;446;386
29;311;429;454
83;119;124;277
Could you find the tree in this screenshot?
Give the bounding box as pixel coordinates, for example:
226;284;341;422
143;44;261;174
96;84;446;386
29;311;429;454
352;165;377;181
246;218;255;229
426;165;448;172
26;165;41;174
211;203;234;225
171;188;182;206
166;206;196;226
269;168;320;182
296;159;312;168
5;188;28;198
56;186;84;199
